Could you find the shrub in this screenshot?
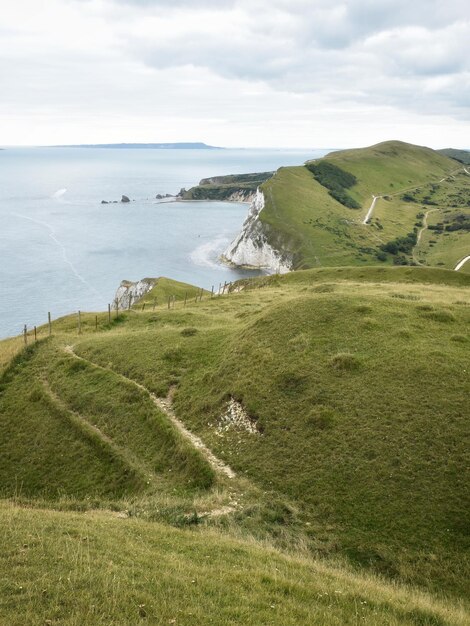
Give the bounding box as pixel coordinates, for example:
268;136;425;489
306;161;360;209
306;160;357;189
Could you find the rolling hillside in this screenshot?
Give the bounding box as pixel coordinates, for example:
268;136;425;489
1;268;469;623
226;141;470;272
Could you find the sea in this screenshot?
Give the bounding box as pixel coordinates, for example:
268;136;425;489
0;147;329;339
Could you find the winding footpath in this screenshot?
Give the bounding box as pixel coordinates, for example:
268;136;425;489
413;208;440;265
64;345;236;479
362;165;466;225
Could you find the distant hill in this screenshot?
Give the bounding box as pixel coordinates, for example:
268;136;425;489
47;142;223;149
437;148;470;164
182;171;274;202
223;140;470;272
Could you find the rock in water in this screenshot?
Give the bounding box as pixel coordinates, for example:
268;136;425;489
121;195;130;203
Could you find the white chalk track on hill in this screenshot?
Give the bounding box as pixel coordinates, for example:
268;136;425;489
64;345;236;479
454;256;470;271
362;195;379;224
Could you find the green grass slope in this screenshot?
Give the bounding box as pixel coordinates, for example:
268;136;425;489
258;141;468;269
437;148;470;165
0;340;214;500
21;266;466;598
137;276;211;308
3;503;468;626
0;268;469;618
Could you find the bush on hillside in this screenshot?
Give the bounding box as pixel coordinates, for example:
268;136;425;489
306;161;360;209
306;161;357;189
380;232;417;257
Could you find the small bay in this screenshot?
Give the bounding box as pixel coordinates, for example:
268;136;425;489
0;147;326;338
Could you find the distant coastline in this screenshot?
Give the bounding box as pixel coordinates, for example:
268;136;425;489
44;142;223;150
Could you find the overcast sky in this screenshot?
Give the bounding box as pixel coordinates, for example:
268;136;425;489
0;0;469;148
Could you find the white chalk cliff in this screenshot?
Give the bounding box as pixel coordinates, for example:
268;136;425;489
222;189;292;273
114;278;155;310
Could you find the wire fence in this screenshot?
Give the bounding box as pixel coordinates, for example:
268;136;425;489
19;279;243;345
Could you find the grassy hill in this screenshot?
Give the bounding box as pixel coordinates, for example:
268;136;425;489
255;141;469;270
437;148;470;165
1;268;469;622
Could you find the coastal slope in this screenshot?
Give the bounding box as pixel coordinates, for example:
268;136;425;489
223;141;470;272
181;171;273;202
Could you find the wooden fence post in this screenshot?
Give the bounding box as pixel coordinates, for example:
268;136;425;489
142;303;146;311
48;312;52;336
78;310;81;335
34;326;37;342
95;315;98;330
184;292;187;307
108;304;111;324
168;296;171;310
211;285;214;298
23;324;27;345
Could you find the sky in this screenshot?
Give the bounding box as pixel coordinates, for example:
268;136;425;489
0;0;469;148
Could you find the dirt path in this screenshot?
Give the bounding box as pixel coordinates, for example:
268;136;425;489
362;166;465;226
362;195;379;224
412;208;440;265
454;256;470;271
63;345;236;479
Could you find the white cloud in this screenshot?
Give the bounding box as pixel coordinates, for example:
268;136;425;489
0;0;468;147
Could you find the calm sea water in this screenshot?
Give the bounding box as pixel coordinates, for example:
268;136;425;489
0;147;328;339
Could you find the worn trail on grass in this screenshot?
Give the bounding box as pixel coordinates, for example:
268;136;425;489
63;345;236;479
454;256;470;271
413;208;440;265
362;195;379;224
41;377;159;487
362;166;465;226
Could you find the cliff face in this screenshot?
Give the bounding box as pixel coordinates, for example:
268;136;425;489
222;190;292;273
114;278;155;309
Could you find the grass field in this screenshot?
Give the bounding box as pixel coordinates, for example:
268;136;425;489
1;267;469;622
2;503;469;626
